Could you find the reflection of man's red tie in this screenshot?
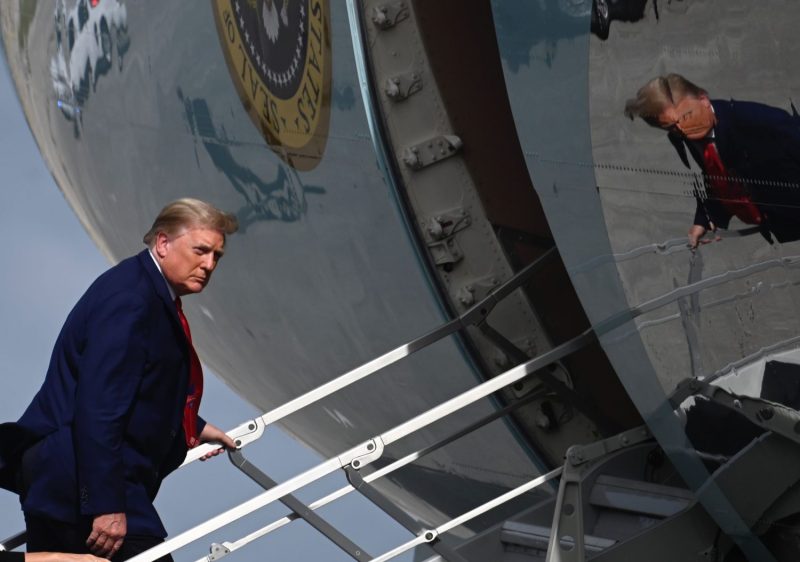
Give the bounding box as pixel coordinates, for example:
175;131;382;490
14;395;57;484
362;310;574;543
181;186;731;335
175;297;203;448
702;141;762;225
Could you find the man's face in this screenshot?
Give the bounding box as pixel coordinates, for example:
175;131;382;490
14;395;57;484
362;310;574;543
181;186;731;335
155;227;225;296
656;95;715;140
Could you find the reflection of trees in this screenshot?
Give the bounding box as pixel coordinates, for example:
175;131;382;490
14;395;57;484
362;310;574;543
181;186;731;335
177;89;325;232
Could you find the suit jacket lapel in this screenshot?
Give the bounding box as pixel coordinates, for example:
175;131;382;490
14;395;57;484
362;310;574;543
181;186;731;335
669;132;693;169
137;250;188;352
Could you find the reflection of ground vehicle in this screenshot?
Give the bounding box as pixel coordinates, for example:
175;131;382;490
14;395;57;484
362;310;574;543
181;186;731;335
50;0;129;126
497;0;653;53
591;0;651;40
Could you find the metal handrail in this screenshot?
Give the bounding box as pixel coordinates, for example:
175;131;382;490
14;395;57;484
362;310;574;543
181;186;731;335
372;468;563;562
6;242;776;558
0;531;25;552
0;249;554;554
182;247;555;464
189;385;547;561
128;326;594;562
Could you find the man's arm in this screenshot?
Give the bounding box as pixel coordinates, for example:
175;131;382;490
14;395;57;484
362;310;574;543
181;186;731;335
197;422;237;461
732;100;800;163
73;291;149;558
688;224;707;249
690;196;726;249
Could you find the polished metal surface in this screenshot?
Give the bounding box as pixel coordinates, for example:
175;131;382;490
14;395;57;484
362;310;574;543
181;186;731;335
493;0;800;558
0;0;544;543
590;0;800;393
128;334;589;562
356;0;606;467
5;0;800;559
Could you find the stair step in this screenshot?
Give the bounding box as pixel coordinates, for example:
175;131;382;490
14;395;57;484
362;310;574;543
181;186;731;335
589;475;693;518
500;521;616;554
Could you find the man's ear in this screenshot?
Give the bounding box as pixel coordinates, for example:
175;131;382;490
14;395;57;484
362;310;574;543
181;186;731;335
154;231;169;259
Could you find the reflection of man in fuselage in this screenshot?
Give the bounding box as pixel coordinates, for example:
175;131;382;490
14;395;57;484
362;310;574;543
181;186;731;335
625;73;800;248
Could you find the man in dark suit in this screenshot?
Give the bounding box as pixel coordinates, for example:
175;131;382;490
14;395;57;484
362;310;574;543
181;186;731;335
0;199;238;561
625;73;800;247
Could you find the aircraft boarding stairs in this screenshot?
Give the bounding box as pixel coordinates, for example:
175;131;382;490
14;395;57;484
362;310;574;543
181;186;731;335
3;251;800;562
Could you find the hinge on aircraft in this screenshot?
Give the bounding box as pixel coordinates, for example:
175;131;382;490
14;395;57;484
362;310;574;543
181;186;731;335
422;208;470;272
428;238;463;271
384;71;422;101
424;209;471;242
402;135;463;170
454;275;499;308
371;2;410;30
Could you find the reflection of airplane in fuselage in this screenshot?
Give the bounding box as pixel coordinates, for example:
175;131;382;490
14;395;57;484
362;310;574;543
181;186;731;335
50;0;129;133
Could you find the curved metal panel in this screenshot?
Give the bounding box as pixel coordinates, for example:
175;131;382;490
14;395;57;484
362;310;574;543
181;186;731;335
491;0;786;558
0;0;547;539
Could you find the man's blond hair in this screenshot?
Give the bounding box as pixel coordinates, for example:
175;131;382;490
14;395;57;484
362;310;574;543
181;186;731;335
143;198;239;246
624;73;708;126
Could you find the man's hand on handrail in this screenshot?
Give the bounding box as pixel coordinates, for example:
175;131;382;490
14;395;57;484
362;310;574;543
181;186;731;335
197;423;237;461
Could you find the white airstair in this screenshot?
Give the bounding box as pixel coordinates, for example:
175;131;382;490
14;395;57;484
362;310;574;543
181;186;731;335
5;248;800;561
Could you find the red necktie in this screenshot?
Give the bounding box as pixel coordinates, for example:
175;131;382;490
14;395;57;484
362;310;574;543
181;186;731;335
702;141;762;225
175;297;203;448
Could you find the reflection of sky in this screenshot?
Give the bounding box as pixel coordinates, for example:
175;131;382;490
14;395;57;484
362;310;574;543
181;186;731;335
0;52;409;561
491;0;588;73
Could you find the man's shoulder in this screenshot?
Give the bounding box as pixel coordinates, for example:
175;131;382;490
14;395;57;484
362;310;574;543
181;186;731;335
93;250;143;281
714;98;796;127
85;251;159;302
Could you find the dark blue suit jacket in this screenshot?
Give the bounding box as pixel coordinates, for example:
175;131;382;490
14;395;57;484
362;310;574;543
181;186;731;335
672;99;800;243
2;250;204;537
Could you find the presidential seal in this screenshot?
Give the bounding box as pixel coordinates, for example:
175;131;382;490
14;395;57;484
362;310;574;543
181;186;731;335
213;0;331;170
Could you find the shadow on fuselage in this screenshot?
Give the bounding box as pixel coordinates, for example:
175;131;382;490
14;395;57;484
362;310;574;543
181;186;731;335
177;88;326;232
